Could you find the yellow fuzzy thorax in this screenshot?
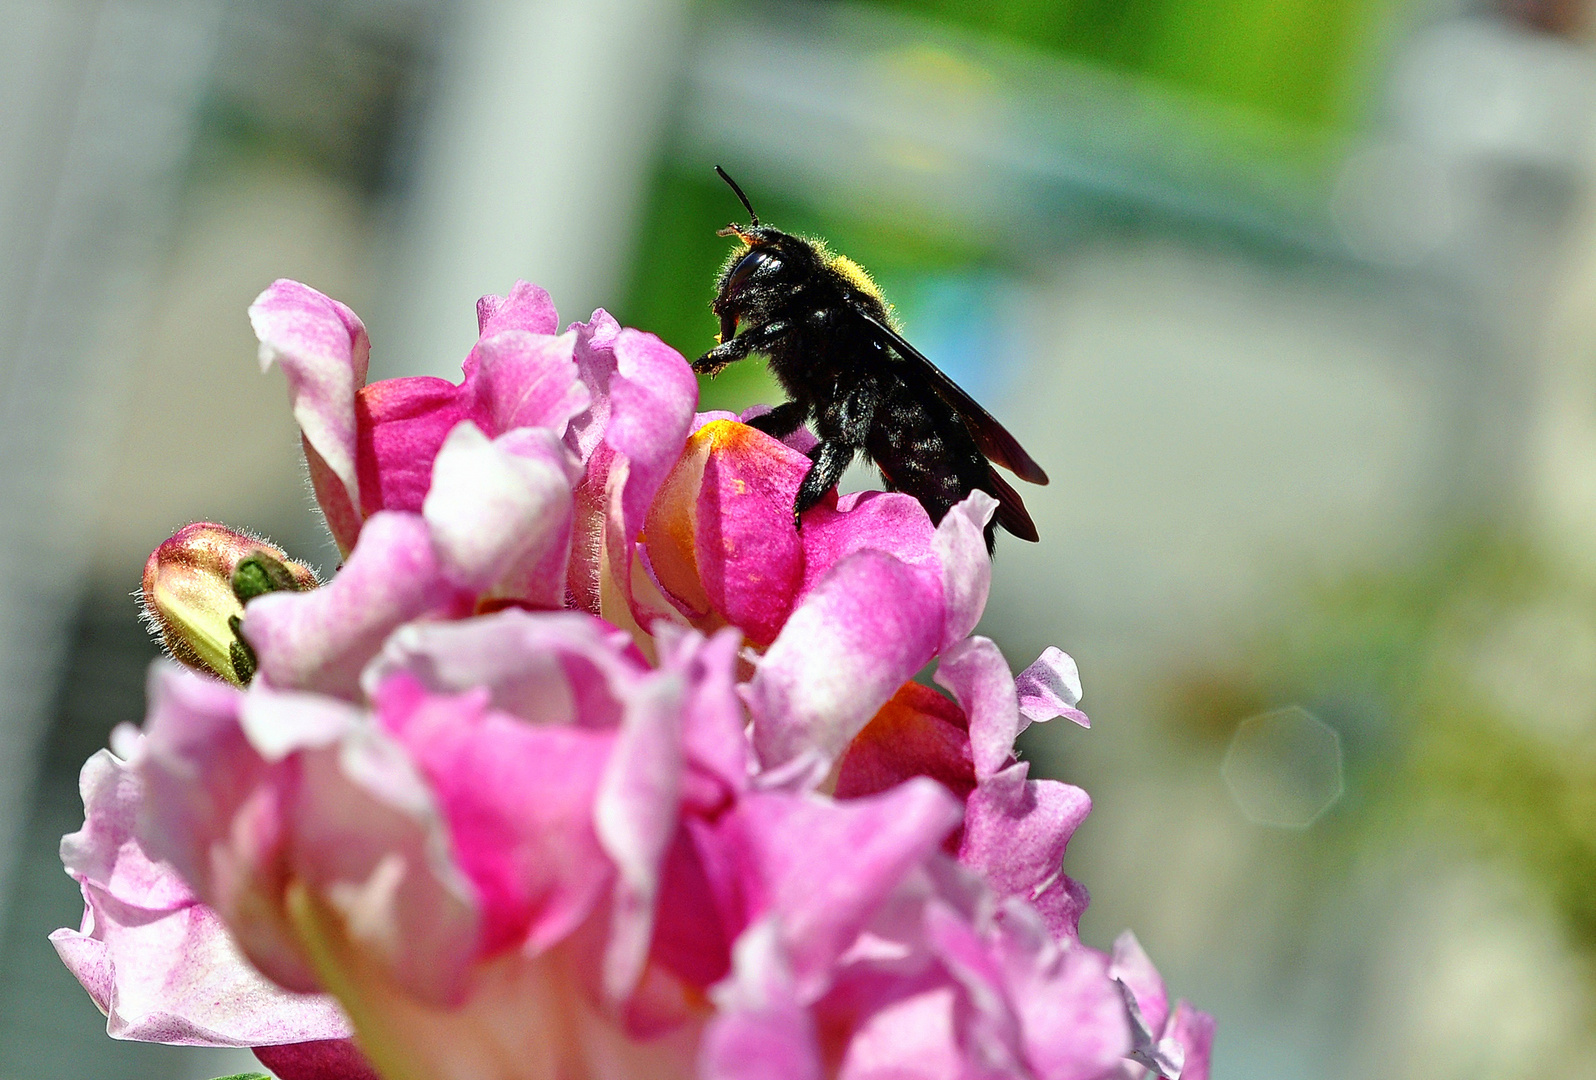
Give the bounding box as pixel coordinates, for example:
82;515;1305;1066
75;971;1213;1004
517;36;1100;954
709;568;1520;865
810;238;900;328
818;246;881;299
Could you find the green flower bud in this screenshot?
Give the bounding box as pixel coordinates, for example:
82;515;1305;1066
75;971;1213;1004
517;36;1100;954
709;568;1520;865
141;523;318;685
232;552;307;602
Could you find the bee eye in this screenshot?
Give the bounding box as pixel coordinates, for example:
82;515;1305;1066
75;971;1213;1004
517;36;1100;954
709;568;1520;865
726;249;776;295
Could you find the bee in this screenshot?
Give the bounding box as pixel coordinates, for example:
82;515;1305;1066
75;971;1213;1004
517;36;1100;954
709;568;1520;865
693;167;1048;553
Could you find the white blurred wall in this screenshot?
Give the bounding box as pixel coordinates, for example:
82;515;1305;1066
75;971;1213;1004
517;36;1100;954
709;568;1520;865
375;0;690;380
0;0;221;946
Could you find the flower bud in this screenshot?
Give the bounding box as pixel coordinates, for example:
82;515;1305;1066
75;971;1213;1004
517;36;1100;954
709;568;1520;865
141;523;317;685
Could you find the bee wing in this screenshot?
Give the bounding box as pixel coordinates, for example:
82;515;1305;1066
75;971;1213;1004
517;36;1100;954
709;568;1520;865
988;467;1040;543
858;311;1050;485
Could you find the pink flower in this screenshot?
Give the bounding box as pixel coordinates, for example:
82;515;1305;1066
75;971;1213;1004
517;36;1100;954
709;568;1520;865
248;278;691;625
241;281;998;784
835;640;1094;939
54;280;1211;1080
249;280;584;558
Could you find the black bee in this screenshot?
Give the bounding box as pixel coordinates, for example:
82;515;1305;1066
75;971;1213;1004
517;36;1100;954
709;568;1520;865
693;167;1048;553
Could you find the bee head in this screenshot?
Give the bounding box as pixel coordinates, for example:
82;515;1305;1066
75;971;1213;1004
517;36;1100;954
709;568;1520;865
714;223;826;297
709;168;831;341
712;232;785;342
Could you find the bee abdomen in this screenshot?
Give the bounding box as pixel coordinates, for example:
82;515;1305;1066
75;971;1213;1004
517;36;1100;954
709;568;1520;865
865;390;989;526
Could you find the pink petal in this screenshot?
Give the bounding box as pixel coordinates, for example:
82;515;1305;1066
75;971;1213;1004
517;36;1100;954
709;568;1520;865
992;903;1131;1079
650;826;735;991
730;780;962;992
691;424;807;641
138;662;482;1004
289;723;482;1006
250;280;370;529
564;310;622;464
368;612;694;1000
701;920;823;1080
922;900;1027;1073
644;421;807;644
361;608;643;728
960;766;1092;941
1015;646;1089;728
135;664;259;903
748;551;943;781
1117;973;1185;1080
135;665;317;991
602;331;698;623
355;376;470;520
693;409;742;431
467;329;589;436
594;672;685;999
565;441;615;616
830;870;1129;1080
1166;1001;1217;1080
832;985;962;1080
914;637;1095;938
54;747;350;1046
483;429;582;604
607;329;698;533
239;683;363;763
474;281;559;342
1109;931;1170;1039
50;896;350;1046
934;636;1020;781
563;323;696;628
243;511;473;699
638;439;711;623
62;748;195;912
254;1039;381;1080
422;423;579;605
933;491;996;650
348;288;581;532
654;623;750;803
305;439;364;557
833;681;975;805
798;490;938;602
374;675;613;960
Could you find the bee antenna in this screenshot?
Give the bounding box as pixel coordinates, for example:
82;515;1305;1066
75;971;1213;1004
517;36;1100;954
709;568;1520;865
714;165;759;227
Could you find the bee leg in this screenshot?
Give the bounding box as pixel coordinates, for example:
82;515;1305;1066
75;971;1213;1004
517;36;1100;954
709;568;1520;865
693;338;750;376
793;440;854;528
747;400;807;438
692;343;739;377
693;319;790;375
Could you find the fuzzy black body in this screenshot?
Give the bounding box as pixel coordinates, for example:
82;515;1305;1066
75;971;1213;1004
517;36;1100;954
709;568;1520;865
694;213;1046;553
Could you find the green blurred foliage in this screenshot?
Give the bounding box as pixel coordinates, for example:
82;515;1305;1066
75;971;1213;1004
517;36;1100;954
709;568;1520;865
862;0;1401;130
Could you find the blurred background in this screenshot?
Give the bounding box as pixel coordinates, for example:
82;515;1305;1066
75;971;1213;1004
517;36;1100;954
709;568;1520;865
3;0;1596;1076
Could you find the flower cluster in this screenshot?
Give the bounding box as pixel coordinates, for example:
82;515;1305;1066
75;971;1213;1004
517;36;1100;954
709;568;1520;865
51;280;1211;1079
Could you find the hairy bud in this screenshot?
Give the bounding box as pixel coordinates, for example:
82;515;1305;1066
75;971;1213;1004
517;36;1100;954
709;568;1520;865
141;523;317;684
